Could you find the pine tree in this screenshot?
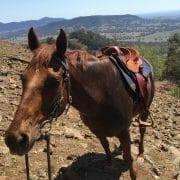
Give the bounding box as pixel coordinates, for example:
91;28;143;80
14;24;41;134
164;33;180;83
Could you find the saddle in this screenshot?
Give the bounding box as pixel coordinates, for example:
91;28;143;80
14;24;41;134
96;46;142;73
96;46;151;104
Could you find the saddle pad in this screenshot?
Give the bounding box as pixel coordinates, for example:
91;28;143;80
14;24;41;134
141;58;152;78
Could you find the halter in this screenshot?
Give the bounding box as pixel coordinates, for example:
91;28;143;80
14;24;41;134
25;55;72;180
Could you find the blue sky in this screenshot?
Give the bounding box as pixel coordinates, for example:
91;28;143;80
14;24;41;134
0;0;180;23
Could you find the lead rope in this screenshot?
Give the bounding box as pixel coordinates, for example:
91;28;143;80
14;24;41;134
24;107;59;180
25;133;52;180
45;133;52;180
25;154;30;180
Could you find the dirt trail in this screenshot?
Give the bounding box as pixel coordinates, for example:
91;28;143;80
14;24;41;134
0;41;179;180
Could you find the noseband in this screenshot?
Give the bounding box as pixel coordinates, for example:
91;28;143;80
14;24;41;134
25;55;72;180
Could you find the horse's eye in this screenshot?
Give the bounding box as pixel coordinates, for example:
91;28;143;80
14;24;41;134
45;77;59;88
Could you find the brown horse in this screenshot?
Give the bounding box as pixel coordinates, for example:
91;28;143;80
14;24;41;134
5;28;154;179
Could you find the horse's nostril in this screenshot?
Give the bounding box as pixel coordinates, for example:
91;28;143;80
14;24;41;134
5;132;30;155
17;133;29;149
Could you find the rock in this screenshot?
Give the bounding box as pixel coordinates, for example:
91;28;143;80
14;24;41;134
174;134;180;141
137;155;144;164
31;175;39;180
169;146;180;157
51;130;63;136
160;144;168;152
84;133;92;139
0;177;8;180
162;113;169;120
79;142;88;149
0;67;8;76
9;83;17;89
152;167;161;176
153;175;160;180
64;127;83;140
59;165;68;173
173;172;180;180
176;172;180;180
173;109;180;116
144;155;154;166
0;146;9;154
67;154;78;161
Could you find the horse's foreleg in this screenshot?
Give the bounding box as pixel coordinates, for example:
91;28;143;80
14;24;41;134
118;130;137;180
98;136;112;164
138;112;149;158
139;125;146;157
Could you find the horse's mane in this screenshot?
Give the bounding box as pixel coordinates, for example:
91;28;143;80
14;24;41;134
28;45;98;71
66;50;98;71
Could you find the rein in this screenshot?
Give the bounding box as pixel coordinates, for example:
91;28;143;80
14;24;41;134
25;55;72;180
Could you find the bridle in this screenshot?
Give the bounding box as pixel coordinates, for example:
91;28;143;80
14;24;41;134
25;55;72;180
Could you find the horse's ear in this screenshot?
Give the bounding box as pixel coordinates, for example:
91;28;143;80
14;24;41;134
56;29;67;57
28;27;40;51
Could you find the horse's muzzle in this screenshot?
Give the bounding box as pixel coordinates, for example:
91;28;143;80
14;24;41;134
5;132;30;155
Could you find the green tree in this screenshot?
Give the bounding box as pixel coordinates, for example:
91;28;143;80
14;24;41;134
164;33;180;83
68;38;87;50
69;29;117;52
46;37;55;44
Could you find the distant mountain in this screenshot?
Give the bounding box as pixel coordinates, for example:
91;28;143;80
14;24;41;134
0;17;64;31
0;14;180;43
0;17;64;39
35;14;142;35
0;15;143;39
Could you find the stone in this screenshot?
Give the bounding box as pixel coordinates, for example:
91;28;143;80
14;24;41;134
64;127;83;140
0;177;8;180
51;130;63;136
152;167;161;176
31;175;39;180
144;155;154;166
67;154;78;161
174;134;180;141
153;175;160;179
84;133;92;139
160;144;168;152
0;146;9;154
162;113;169;120
79;142;88;149
176;172;180;180
169;146;180;157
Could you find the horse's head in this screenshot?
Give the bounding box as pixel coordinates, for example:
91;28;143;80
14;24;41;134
5;28;69;155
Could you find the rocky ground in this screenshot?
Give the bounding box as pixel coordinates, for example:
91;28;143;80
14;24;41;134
0;41;179;180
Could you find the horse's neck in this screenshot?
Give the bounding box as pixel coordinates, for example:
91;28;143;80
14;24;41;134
68;58;116;111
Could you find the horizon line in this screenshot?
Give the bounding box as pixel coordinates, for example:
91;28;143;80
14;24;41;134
1;9;180;24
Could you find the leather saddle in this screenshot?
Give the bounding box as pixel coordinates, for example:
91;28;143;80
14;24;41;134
96;46;142;73
96;46;152;104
